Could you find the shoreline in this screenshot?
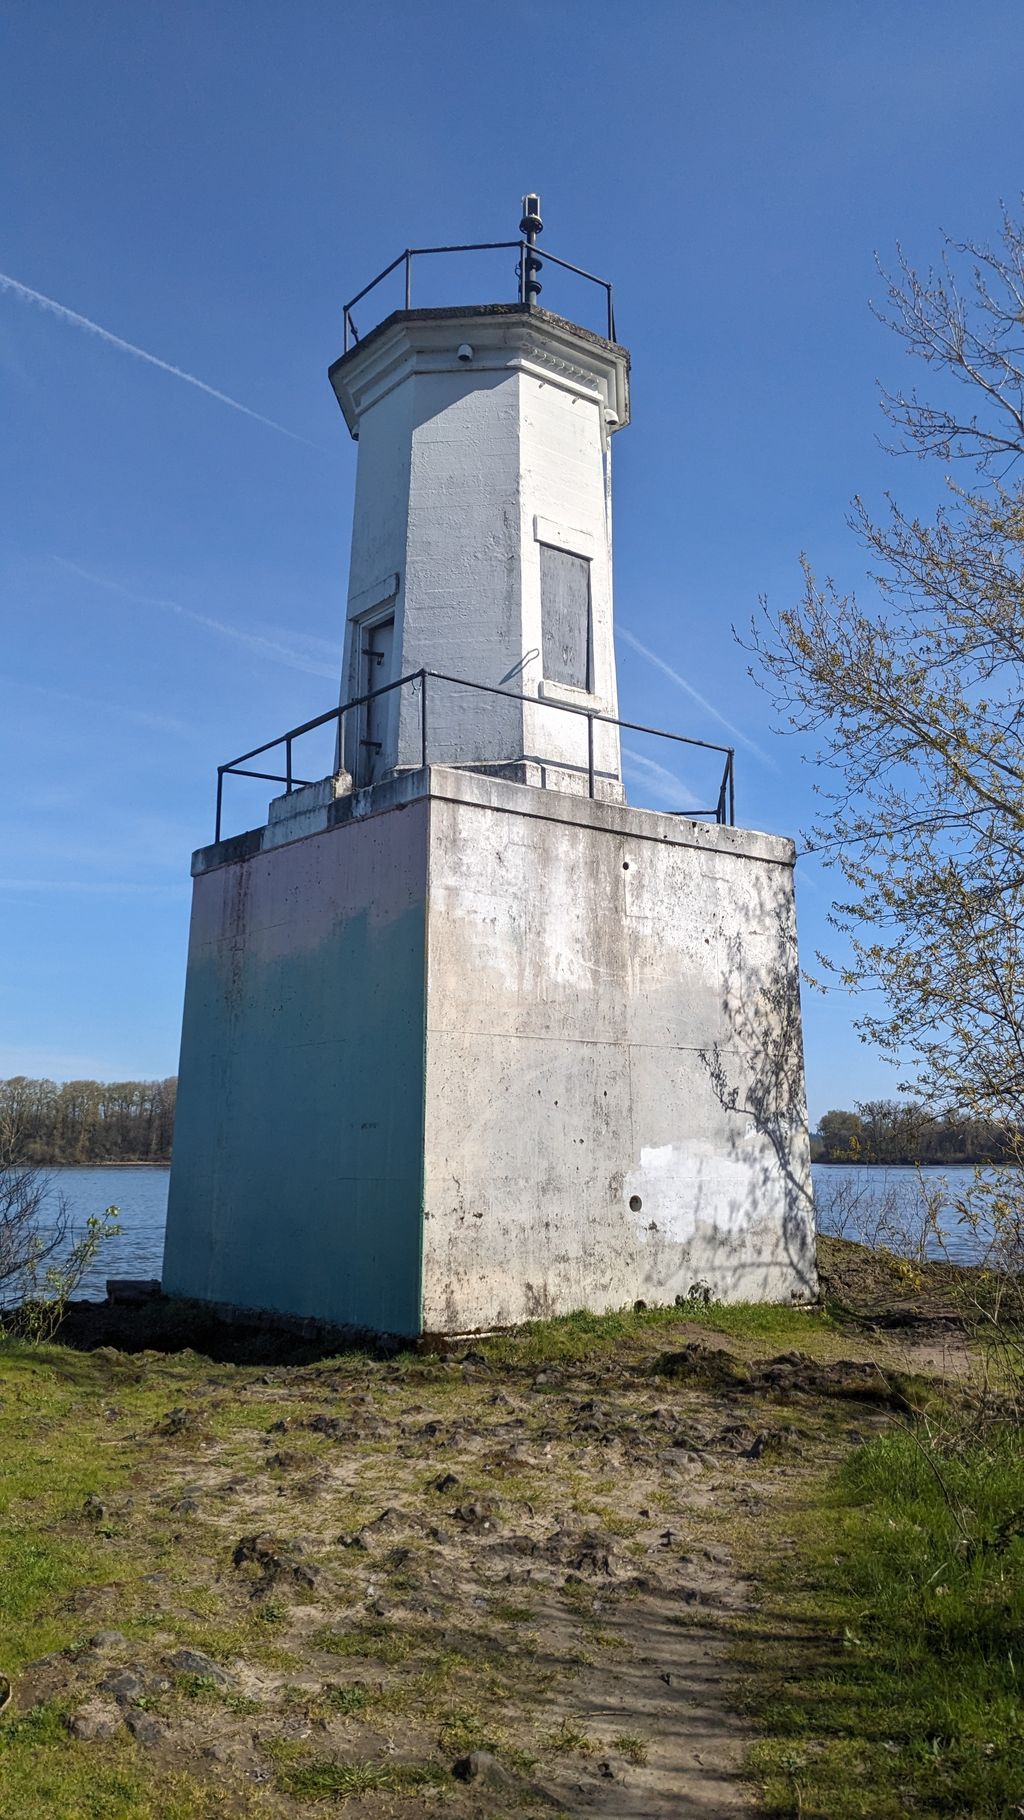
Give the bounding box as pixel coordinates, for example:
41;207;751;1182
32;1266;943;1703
39;1160;170;1170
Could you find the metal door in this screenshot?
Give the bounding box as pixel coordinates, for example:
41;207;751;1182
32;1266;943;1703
359;617;394;785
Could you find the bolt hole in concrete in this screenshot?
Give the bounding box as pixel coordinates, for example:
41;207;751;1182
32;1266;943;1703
622;860;630;870
629;1194;643;1213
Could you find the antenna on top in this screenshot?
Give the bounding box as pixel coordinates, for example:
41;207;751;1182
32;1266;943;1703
520;192;543;305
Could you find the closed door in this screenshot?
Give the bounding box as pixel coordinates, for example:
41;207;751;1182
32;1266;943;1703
360;617;394;784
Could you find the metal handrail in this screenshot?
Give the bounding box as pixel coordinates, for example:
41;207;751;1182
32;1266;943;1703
214;669;735;843
342;240;616;351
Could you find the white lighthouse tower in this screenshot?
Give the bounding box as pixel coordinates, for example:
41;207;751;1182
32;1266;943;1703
330;200;628;799
162;199;816;1336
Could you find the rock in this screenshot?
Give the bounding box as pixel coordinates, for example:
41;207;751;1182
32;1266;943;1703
164;1648;234;1685
434;1471;459;1493
82;1494;106;1520
233;1533;319;1589
125;1709;168;1745
67;1700;122;1740
340;1506;421;1551
159;1407;193;1436
703;1544;733;1566
98;1668;147;1701
340;1528;372;1550
561;1531;614;1575
307;1414;345;1438
453;1749;516;1789
365;1506;414;1533
169;1496;200;1515
643;1406;675;1430
452;1497;500;1531
89;1631;126;1650
106;1278;161;1305
204;1741;234;1763
618;1573;662;1595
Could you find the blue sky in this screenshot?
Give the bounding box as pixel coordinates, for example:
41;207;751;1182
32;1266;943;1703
1;1;1020;1121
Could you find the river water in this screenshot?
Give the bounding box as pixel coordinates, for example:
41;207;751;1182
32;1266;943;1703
810;1162;1008;1264
20;1166;171;1302
15;1159;1010;1304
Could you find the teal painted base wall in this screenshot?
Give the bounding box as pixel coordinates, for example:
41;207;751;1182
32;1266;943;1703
162;799;429;1335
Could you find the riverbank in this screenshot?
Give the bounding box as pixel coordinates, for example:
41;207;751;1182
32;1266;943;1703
37;1160;171;1168
0;1240;1019;1817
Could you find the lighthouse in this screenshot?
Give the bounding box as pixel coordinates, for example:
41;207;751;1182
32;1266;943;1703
162;199;817;1336
330;195;627;801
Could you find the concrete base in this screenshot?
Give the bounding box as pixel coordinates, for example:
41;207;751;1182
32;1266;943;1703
163;768;817;1334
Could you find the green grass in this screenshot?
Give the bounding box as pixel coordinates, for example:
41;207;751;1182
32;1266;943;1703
312;1622;445;1666
274;1754;447;1799
681;1297;833;1343
748;1422;1024;1817
0;1701;260;1818
476;1297;831;1368
611;1732;649;1764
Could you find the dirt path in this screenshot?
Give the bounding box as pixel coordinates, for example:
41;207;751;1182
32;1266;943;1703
4;1266;954;1817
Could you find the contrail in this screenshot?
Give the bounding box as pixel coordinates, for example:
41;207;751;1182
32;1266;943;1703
617;625;775;767
621;744;696;807
0;669;193;737
0;269;316;447
55;559;338;680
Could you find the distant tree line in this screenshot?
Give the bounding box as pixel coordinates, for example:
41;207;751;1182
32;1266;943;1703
813;1098;1018;1165
0;1077;176;1165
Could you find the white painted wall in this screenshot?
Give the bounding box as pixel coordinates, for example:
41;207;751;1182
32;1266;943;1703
330;307;629;794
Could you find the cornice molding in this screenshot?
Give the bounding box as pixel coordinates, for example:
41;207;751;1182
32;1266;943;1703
330;308;630;438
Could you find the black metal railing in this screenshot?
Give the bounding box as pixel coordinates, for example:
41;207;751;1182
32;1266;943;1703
342;241;616;352
214;670;735;845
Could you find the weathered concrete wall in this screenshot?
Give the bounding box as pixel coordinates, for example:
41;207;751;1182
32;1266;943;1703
162;798;430;1334
421;773;816;1329
167;769;815;1335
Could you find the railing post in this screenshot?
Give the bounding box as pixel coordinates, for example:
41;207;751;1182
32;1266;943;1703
343;309;349;354
404;249;412;309
607;282;615;341
728;751;735;825
215;768;224;844
420;670;428;770
518;240;527;305
587;713;595;799
286;735;293;795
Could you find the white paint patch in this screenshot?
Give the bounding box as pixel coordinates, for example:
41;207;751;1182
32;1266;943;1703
626;1138;771;1247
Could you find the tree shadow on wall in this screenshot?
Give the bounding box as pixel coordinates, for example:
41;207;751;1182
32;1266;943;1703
698;882;818;1303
